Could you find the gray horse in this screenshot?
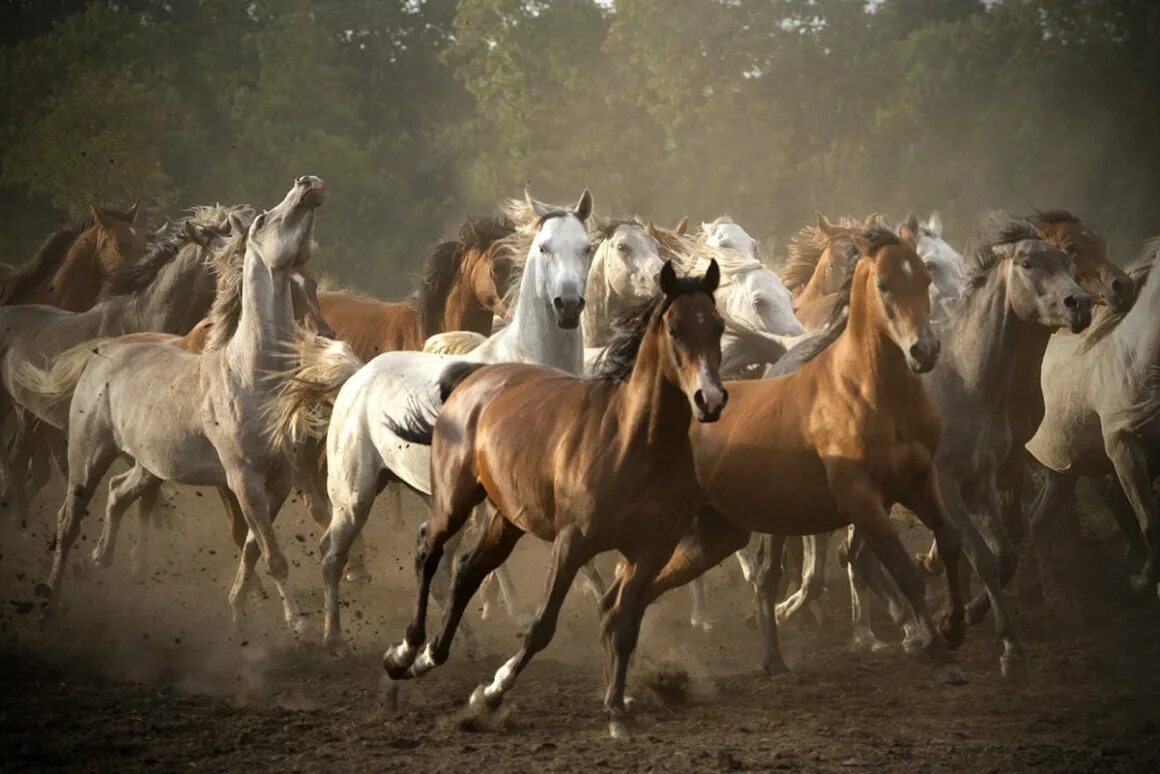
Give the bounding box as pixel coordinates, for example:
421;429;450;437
1025;244;1159;601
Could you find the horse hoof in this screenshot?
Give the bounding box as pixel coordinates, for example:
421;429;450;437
408;645;438;679
856;634;894;654
288;615;310;638
33;582;53;600
325;638;349;659
468;685;502;713
383;646;415;681
608;717;631;740
763;661;792;680
964;602;988;627
343;566;372;585
938;615;966;651
933;662;968;686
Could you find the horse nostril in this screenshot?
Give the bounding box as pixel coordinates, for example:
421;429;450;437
1064;295;1079;309
720;389;729;409
553;297;565;312
576;297;586;313
694;389;706;411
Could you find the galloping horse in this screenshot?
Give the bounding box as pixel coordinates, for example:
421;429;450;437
36;177;325;636
781;213;866;330
0;203;146;311
318;215;515;359
382;260;727;739
621;227;971;684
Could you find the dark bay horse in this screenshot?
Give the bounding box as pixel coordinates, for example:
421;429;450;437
319;215;515;359
381;261;727;738
0;203;146;310
624;227;970;684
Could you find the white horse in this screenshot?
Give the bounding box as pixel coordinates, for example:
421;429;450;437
285;191;595;651
899;212;965;322
1025;245;1160;601
35;176;325;636
580;218;666;347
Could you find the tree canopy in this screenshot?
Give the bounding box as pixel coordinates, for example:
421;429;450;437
1;0;1156;294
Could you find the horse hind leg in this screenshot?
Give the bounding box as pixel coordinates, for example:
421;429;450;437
1104;431;1160;597
91;464;159;570
776;532;829;625
753;534;790;675
128;482;162;578
409;507;523;679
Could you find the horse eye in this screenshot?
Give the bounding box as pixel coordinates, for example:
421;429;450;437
667;324;679;336
255;213;267;229
616;242;628;253
1020;259;1033;270
876;279;889;292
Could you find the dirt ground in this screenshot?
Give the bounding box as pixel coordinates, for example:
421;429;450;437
2;477;1160;773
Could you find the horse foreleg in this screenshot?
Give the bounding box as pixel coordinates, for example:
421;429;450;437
1093;474;1150;564
753;534;789;674
1025;468;1079;617
776;532;829;625
640;507;752;610
901;469;966;652
1105;431;1160;597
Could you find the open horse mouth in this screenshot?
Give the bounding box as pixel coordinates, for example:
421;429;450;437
295;176;326;209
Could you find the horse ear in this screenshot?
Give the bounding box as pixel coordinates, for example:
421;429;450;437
659;260;678;296
815;212;840;237
674;216;688;236
851;230;873;257
645;221;659;239
573;189;593;222
991;242;1020;261
126;199;140;222
525;188;552;218
702;259;720;294
898;212;920;246
862;212;881;230
89;203;112;230
228;212;248;237
927;211;943;238
183;220;203;246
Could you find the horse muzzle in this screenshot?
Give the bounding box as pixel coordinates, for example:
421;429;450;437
552;296;586;329
694;385;728;423
1064;292;1092;333
905;330;941;374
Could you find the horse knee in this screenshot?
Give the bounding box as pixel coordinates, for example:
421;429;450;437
266;551;289;579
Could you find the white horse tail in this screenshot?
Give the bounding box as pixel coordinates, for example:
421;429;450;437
265;332;363;455
422;330;487;355
13;338;110;414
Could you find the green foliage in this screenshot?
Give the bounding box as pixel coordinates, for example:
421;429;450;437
0;0;1156;290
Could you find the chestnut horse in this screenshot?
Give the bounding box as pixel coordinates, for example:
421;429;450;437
781;213;865;330
0;203;146;311
621;227;970;686
319;215;515;359
382;261;727;739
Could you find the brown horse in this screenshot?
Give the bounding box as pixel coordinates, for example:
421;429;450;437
380;261;726;738
0;203;145;311
781;213;872;330
319;215;515;360
622;227;970;685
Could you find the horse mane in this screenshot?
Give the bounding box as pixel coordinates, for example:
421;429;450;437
775;226;903;370
418;215;515;338
669;233;763;288
202;209;258;353
961;212;1041;296
102;204;248;299
1079;239;1159;353
591;271;712;383
1029;208;1081;227
494;197;568;312
0;220;88;304
782;216;861;293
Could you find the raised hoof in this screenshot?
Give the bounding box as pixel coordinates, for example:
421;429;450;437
1000;653;1028;680
468;684;502;714
938;615;966;651
914;552;943;577
343;565;372;585
933;662;968;686
383;648;415;681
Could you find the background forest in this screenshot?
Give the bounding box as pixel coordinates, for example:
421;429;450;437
1;0;1157;295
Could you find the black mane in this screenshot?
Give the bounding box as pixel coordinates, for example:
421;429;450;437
418;215;514;338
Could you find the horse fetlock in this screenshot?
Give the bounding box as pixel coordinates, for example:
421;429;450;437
1000;645;1028;680
469;684;504;714
383;641;418;680
938;610;967;651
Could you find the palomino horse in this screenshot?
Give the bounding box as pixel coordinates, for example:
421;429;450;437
272;190;595;651
580;218;667;347
0;210;236;526
0;203;146;311
382;260;727;739
1025;245;1158;601
846;214;1091;673
35;177;325;636
318;215;515;359
618;227;971;685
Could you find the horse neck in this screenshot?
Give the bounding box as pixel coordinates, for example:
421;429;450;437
443;281;492;335
49;231;102;311
1114;263;1160;367
127;245;216;336
832;271;917;401
226;249;295;383
942;268;1030;404
581;249;611;346
619;320;692;449
794;258;830;309
490;258;583;373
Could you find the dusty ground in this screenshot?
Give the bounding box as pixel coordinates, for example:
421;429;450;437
2;476;1159;772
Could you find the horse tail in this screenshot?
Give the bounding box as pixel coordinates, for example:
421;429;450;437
386;361;487;446
13;338;109;414
422;330;486;355
264;332;363;456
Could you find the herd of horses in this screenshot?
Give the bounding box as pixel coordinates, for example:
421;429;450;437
1;177;1157;739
